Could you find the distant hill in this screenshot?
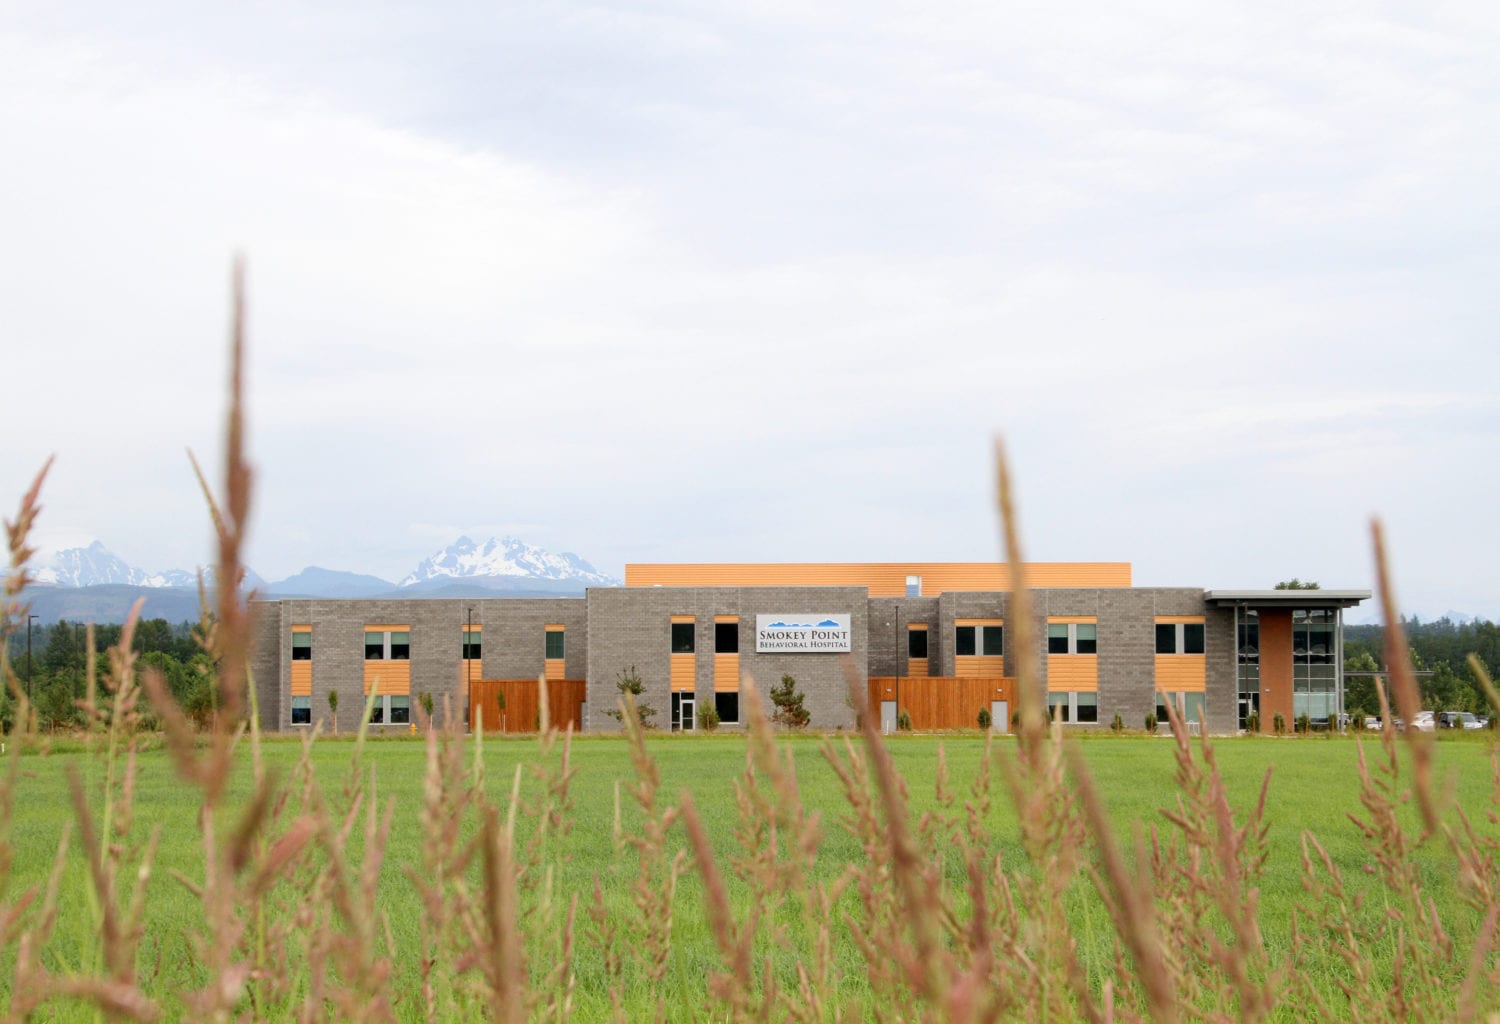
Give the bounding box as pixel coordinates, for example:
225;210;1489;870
265;567;395;598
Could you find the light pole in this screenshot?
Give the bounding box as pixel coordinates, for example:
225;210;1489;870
466;606;474;731
26;614;38;703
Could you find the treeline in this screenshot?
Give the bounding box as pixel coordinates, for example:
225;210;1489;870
1343;616;1500;716
2;618;218;731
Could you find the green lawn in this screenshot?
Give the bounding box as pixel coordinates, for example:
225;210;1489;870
5;729;1498;1020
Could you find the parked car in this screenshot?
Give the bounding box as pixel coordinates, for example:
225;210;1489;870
1396;711;1436;733
1437;710;1484;730
1363;716;1381;731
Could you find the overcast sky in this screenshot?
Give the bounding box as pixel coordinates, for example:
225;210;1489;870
2;2;1496;619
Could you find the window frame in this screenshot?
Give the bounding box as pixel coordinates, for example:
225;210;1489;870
714;621;739;654
545;629;565;660
1156;621;1206;655
1048;622;1097;655
290;695;311;725
462;630;482;661
907;627;929;659
671;621;696;654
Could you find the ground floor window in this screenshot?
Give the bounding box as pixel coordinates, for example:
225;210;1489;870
1046;691;1098;723
290;696;311;725
1156;692;1206;726
366;694;412;725
715;691;739;724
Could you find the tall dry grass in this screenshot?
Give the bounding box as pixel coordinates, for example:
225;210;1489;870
0;271;1497;1021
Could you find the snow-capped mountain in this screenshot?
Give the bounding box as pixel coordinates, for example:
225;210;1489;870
398;536;619;589
34;541;260;589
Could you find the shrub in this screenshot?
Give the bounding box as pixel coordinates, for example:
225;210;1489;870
1297;713;1312;735
1110;713;1124;733
1273;712;1287;734
697;703;720;732
1144;712;1158;733
977;706;992;730
604;664;658;728
418;691;434;722
896;709;912;731
770;674;810;729
1247;710;1260;733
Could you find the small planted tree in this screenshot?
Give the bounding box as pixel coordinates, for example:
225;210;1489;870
604;665;658;728
1247;710;1260;733
977;706;992;730
327;689;339;735
418;691;434;727
697;703;720;732
1144;712;1158;733
1273;712;1287;735
896;709;913;731
496;689;507;732
770;673;810;729
1110;713;1124;733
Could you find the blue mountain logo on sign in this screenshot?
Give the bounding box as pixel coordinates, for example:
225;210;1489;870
769;621;818;628
817;619;839;627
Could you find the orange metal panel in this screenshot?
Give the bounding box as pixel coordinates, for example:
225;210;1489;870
955;655;1005;678
1154;655;1207;692
906;658;929;678
714;653;740;692
292;624;311;633
955;618;1003;627
907;622;929;631
624;562;1131;595
290;661;312;697
1047;616;1097;625
1155;615;1205;625
544;658;565;681
670;653;695;692
363;624;410;632
364;661;411;695
1046;656;1098;692
670;615;696;623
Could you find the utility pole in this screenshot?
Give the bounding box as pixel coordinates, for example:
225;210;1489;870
27;614;38;703
466;605;474;732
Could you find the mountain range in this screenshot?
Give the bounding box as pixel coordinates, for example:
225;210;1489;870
23;536;621;622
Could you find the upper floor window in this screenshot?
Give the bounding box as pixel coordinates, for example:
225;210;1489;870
545;628;565;660
462;629;482;660
715;621;739;654
365;627;410;661
1048;622;1097;655
1156;622;1205;655
292;631;311;661
671;621;696;654
956;623;1003;656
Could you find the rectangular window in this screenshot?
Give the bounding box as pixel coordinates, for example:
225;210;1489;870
908;628;928;659
389;695;411;724
370;700;385;724
1156;692;1206;725
389;631;410;661
290;695;311;724
671;621;696;654
365;631;385;660
292;632;312;661
981;625;1003;655
956;626;977;656
1075;692;1098;723
1047;691;1070;722
714;621;739;654
1047;623;1070;654
1049;622;1096;655
1184;623;1205;654
1156;621;1206;654
1155;623;1176;654
715;691;739;724
462;630;482;660
545;629;565;660
905;575;922;597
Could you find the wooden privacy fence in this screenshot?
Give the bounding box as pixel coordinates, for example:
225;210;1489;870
868;677;1015;730
468;678;587;734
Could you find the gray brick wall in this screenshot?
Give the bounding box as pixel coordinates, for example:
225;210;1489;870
586;587;869;732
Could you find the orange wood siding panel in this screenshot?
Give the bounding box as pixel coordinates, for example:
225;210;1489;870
469;679;586;735
955;655;1005;678
363;624;410;632
1154;655;1207;692
364;661;411;695
290;661;312;697
1048;616;1098;625
1046;656;1098;692
1156;615;1206;625
460;660;482;687
670;615;695;623
906;659;929;678
544;659;565;682
1258;610;1294;724
292;624;311;632
868;677;1014;729
670;653;695;692
713;654;740;692
625;562;1131;595
954;618;1002;627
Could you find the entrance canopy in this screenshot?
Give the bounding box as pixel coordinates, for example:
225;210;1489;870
1204;589;1370;610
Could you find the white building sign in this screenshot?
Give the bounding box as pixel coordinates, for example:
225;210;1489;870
755;614;852;652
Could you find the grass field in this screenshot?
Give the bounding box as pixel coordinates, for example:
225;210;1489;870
6;728;1498;1021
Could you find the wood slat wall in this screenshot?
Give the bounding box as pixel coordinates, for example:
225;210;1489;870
544;659;566;681
625;562;1132;595
1154;655;1207;692
906;659;929;678
866;677;1013;730
468;678;587;734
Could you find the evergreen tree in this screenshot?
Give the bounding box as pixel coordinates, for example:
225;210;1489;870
770;674;809;729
